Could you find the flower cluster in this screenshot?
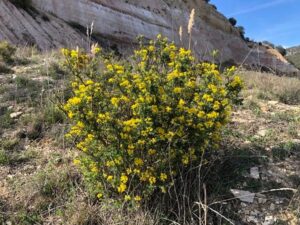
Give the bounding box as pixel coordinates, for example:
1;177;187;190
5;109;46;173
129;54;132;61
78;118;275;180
62;35;243;203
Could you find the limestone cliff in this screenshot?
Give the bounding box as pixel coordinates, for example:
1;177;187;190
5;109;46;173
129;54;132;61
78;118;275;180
0;0;298;75
0;0;85;50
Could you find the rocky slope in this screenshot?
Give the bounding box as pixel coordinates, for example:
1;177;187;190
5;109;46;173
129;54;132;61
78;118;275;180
0;0;298;75
287;46;300;69
0;0;85;50
287;45;300;56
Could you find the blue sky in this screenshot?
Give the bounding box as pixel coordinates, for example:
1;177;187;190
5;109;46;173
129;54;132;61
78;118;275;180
210;0;300;47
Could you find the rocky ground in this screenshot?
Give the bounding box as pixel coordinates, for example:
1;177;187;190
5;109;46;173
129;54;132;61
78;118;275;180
0;49;299;224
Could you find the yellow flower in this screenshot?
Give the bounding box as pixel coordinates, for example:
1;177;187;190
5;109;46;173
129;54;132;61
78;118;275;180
91;46;101;55
178;99;185;109
137;140;145;145
134;195;142;201
167;70;180;81
221;99;229;106
97;113;111;123
127;149;134;155
97;193;103;199
108;78;115;83
165;106;172;112
124;195;131;201
111;97;119;107
106;160;115;167
204;121;214;128
173;87;182;94
230;76;243;87
121;174;129;183
151;105;159;113
126;168;132;175
86;134;94;141
148;45;155;52
160;173;168;182
186;80;196;88
182;155;189;165
208;84;217;93
61;48;69;56
207;111;219;119
71;81;78;88
128;144;134;150
70;50;78;58
157;127;165;135
68;111;74;119
107;64;113;71
86;80;94;85
131;102;139;111
91;165;98;173
148;149;156;155
120;80;130;87
202;94;213;102
213;101;220;110
134;158;144;167
133;168;141;174
73;159;80;165
107;175;113;181
160;186;167;193
68;97;81;105
149;176;156;185
117;183;127;193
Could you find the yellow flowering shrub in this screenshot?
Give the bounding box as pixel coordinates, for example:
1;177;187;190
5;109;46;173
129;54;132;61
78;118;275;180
62;35;243;203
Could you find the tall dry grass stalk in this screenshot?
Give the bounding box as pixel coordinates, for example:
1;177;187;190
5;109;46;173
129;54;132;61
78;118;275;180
188;9;195;50
86;21;94;50
179;26;183;43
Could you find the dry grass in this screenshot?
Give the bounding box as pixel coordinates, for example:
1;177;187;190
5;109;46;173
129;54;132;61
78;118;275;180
240;70;300;105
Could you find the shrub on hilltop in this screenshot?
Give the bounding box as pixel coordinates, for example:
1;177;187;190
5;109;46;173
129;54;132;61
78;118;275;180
228;17;237;26
276;45;287;56
62;35;243;203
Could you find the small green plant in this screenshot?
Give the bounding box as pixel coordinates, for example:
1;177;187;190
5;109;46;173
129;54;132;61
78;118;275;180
271;141;300;161
41;62;67;80
0;61;12;74
27;117;44;140
14;211;42;225
44;104;66;125
8;76;43;104
0;150;9;165
62;35;243;202
0;138;19;151
245;100;261;116
0;41;16;64
0;109;15;129
277;88;300;105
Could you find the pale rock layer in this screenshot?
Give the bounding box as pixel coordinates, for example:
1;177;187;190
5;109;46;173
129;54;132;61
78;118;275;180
0;0;85;50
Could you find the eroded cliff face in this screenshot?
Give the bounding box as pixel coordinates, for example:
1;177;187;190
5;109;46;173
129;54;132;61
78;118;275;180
0;0;85;50
0;0;298;75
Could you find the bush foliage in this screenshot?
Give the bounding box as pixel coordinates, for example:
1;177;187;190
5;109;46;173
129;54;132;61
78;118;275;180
62;35;243;203
228;17;237;26
0;41;16;64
